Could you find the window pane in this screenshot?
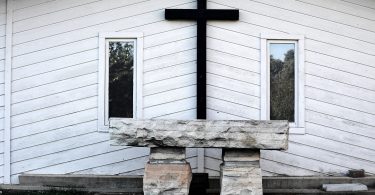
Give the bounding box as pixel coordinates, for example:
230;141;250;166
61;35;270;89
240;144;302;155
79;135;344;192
270;43;295;122
108;41;134;118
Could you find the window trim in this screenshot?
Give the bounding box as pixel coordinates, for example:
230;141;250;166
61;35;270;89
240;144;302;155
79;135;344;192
98;32;144;132
260;34;305;134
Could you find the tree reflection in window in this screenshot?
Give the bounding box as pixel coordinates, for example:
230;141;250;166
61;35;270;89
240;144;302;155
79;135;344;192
108;41;134;118
270;43;295;122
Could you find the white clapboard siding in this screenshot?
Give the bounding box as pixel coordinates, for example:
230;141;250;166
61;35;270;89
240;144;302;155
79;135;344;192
0;0;5;181
2;0;374;183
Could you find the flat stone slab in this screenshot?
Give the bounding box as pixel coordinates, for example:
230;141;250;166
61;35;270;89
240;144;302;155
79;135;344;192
322;183;368;192
110;118;288;149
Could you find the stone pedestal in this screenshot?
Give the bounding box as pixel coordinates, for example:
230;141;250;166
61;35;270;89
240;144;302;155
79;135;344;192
220;149;262;195
143;148;192;195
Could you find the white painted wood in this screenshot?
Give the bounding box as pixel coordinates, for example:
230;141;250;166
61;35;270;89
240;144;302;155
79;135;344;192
1;0;374;183
3;0;11;184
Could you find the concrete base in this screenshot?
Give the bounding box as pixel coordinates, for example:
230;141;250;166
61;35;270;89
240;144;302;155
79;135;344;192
143;147;192;195
220;149;263;195
143;163;192;195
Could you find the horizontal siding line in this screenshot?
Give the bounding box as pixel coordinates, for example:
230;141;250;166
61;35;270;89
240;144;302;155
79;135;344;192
145;47;197;61
144;64;195;84
207;96;260;110
12;131;98;152
306;49;375;69
207;59;259;75
129;21;194;37
282;150;354;171
144;96;196;109
306;109;375;129
305;85;375;106
144;60;196;73
11;106;97;129
306;131;375;152
208;48;259;62
306;73;375;94
153;107;196;119
290;139;375;164
262;157;326;175
12;36;97;58
12;95;98;117
12;83;97;105
341;0;375;10
145;36;196;50
144;84;196;97
13;59;98;81
12;119;97;140
12;7;163;46
307;37;375;57
249;0;375;34
11;142;128;174
207;35;259;51
296;0;375;21
306;61;375;80
11;136;107;164
143;23;196;40
144;60;196;80
144;72;196;85
12;71;98;93
13;0;150;34
118;168;144;175
207;23;259;39
233;4;375;46
68;154;149;174
306;85;375;104
13;0;55;11
14;0;103;22
306;97;375;116
12;48;97;69
306;120;375;140
207;84;260;98
206;108;249;120
144;48;195;63
207;72;260;86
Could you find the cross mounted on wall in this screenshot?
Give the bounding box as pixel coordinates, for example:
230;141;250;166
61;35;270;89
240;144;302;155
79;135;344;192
165;0;239;119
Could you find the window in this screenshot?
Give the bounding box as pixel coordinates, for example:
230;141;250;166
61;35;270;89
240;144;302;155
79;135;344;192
98;33;143;131
261;34;305;134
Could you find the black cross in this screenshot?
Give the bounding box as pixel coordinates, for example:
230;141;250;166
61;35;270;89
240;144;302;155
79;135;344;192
165;0;239;119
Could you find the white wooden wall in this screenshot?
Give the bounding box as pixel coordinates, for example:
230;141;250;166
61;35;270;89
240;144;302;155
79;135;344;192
1;0;374;183
0;0;6;184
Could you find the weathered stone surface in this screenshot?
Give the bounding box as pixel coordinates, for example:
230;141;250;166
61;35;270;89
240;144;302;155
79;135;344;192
220;149;262;195
143;163;192;195
110;118;288;149
149;147;186;164
322;183;368;192
223;149;260;162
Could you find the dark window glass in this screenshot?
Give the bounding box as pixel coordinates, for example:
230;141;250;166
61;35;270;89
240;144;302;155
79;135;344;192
270;43;295;122
108;41;134;118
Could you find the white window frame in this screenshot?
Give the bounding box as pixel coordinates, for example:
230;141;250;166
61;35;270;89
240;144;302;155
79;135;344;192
98;32;144;132
260;34;305;134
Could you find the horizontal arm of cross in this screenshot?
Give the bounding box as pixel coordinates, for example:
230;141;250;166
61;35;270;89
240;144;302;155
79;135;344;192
165;9;239;20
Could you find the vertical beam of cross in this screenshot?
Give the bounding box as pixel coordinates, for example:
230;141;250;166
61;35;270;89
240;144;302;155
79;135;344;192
165;0;239;119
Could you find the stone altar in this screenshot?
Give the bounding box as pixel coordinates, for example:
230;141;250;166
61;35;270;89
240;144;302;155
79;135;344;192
110;118;288;195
